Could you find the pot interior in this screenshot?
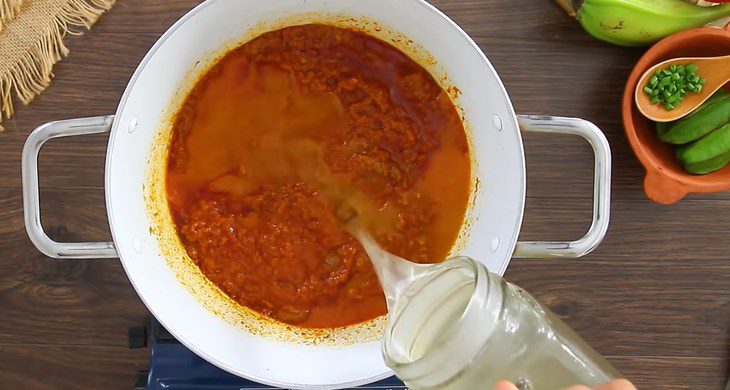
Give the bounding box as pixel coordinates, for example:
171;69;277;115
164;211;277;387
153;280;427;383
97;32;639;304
106;0;525;387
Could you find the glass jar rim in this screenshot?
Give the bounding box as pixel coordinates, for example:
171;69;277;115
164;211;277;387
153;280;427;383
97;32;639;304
382;256;504;387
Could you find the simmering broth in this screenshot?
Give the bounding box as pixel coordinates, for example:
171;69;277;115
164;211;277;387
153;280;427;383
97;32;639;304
166;24;470;328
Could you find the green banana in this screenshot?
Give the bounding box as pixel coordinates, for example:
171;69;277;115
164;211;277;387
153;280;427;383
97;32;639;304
660;92;730;144
683;89;730;122
684;150;730;175
676;123;730;165
656;121;670;138
560;0;730;47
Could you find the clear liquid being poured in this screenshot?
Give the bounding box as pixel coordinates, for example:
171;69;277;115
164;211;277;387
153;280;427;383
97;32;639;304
350;222;621;390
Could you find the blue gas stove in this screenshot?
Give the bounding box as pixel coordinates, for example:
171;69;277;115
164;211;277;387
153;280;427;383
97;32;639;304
130;319;406;390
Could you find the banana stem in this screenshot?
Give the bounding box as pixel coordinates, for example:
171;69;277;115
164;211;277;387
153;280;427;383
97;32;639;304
554;0;577;16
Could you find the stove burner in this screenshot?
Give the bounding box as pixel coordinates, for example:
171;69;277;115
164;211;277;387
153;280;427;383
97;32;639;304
132;319;407;389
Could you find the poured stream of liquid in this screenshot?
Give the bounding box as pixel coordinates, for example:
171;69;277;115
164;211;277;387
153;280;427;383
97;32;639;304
350;223;620;389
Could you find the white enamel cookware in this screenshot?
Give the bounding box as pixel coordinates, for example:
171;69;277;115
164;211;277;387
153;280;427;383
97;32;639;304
22;0;611;388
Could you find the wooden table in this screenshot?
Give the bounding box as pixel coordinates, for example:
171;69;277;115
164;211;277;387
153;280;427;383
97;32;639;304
0;1;727;388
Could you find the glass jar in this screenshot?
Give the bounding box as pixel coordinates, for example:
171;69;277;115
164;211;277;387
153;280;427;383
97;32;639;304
382;256;621;390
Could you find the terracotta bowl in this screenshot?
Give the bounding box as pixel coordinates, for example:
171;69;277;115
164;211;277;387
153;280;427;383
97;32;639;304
623;23;730;205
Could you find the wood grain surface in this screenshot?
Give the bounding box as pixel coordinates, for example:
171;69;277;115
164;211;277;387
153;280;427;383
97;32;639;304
0;0;727;389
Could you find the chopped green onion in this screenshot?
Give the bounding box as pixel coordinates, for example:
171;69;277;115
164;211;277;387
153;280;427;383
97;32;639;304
643;62;705;111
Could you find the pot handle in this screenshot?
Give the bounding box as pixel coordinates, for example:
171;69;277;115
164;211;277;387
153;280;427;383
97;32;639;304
22;116;118;259
513;115;611;258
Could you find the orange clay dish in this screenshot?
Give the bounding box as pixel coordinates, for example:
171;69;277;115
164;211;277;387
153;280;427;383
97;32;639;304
623;23;730;205
165;24;471;328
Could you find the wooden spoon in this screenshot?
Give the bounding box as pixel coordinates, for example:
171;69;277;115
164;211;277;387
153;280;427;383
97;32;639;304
635;54;730;123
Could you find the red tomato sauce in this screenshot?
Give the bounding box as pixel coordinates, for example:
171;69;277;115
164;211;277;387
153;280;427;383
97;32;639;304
166;24;471;328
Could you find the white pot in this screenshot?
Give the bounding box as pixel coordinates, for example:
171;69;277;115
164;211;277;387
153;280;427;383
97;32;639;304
21;0;611;388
